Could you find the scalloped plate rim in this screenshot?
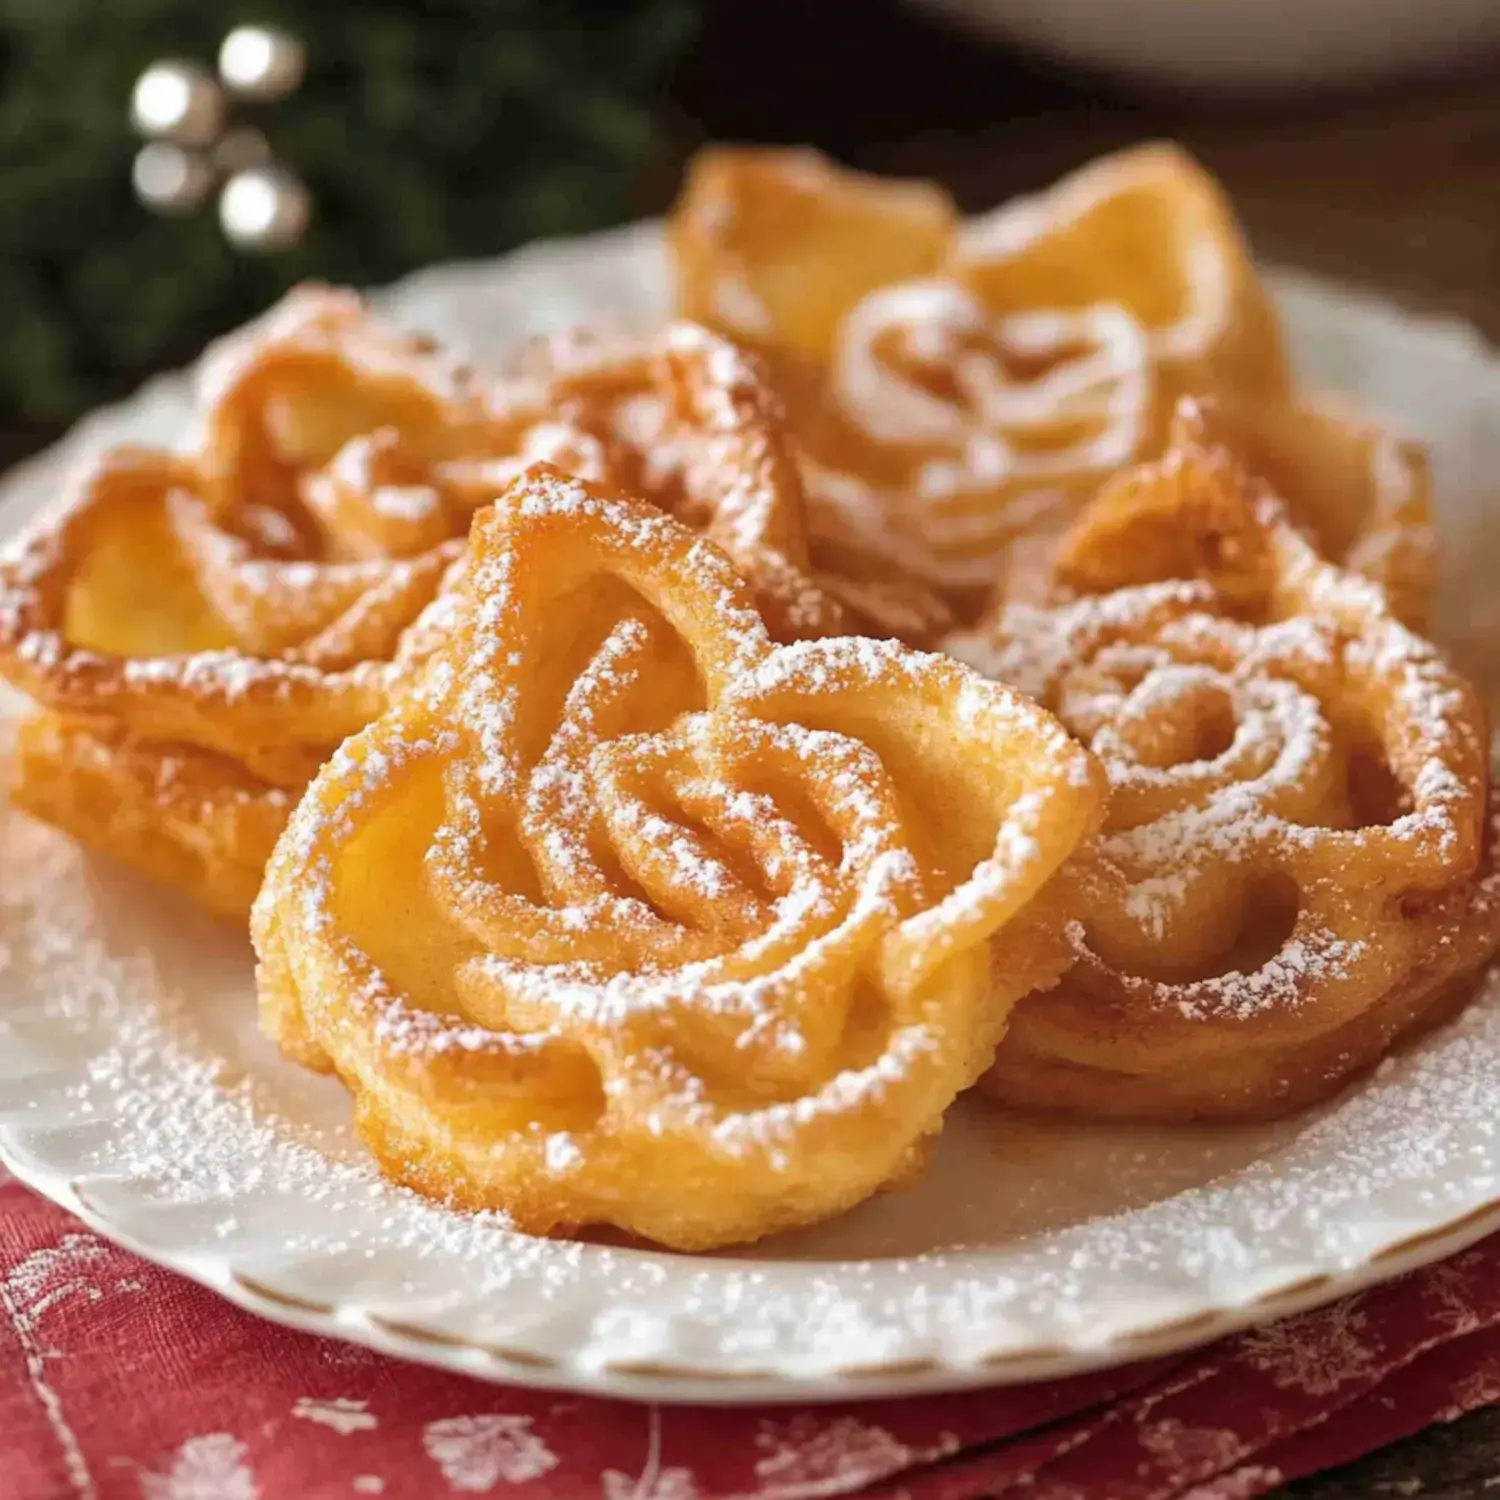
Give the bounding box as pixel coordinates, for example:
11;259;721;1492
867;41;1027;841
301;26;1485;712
4;1138;1500;1404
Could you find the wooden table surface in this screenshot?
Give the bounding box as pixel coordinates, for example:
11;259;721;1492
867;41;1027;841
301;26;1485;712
678;5;1500;1492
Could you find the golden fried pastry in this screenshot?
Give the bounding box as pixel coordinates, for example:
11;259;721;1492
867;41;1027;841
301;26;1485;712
254;465;1104;1249
0;446;459;789
950;415;1499;1120
953;144;1286;411
673;144;958;366
1181;394;1435;628
0;286;543;790
671;142;1291;612
0;445;452;913
0;286;509;916
504;320;942;642
12;713;289;919
0;291;864;916
989;395;1434;627
194;284;617;555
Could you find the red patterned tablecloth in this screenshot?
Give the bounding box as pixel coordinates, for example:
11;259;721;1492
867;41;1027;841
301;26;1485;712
3;1163;1499;1500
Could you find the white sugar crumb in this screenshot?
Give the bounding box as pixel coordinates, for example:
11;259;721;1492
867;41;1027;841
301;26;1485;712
543;1133;583;1174
631;811;734;897
946;581;1211;700
371;484;442;521
1152;933;1371;1023
710;1025;939;1156
320;431;444;523
1;819;560;1276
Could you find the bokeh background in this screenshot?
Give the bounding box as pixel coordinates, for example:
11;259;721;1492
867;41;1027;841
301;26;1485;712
5;0;1500;459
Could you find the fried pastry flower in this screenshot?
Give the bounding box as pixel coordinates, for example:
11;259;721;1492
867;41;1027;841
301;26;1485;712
502;319;938;642
0;291;854;915
673;142;1290;608
0;290;530;911
990;394;1435;629
951;412;1499;1120
254;465;1104;1249
673;142;1431;627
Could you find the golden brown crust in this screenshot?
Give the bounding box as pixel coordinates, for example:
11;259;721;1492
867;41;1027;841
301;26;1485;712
253;466;1104;1249
672;144;958;367
11;713;290;920
0;290;866;913
505;320;855;641
954;420;1498;1121
669;143;1431;629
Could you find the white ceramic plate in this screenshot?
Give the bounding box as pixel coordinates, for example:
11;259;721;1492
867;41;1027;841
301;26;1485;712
3;224;1500;1404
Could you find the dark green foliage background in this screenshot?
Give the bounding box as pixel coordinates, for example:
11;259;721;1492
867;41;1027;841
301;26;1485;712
0;0;696;422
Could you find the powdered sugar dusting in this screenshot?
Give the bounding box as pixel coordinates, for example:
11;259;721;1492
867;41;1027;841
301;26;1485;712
798;277;1153;590
7;802;1500;1389
955;515;1494;1024
257;476;1094;1202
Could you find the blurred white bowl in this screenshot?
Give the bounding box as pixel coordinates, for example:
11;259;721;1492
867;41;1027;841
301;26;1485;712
910;0;1500;93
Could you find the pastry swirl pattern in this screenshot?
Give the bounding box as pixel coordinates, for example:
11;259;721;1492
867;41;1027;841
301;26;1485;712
953;417;1500;1119
254;465;1104;1248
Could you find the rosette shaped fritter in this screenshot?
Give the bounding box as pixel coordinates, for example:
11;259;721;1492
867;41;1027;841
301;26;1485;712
254;465;1104;1248
951;411;1499;1120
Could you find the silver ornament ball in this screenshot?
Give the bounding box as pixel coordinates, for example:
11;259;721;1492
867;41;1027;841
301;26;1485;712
131;142;215;213
219;165;311;251
130;60;226;147
218;25;306;101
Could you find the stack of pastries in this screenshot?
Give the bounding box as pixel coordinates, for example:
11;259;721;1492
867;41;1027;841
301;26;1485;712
2;144;1495;1250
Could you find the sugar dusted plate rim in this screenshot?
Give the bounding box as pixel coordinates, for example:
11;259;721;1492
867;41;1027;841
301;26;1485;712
3;224;1500;1403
